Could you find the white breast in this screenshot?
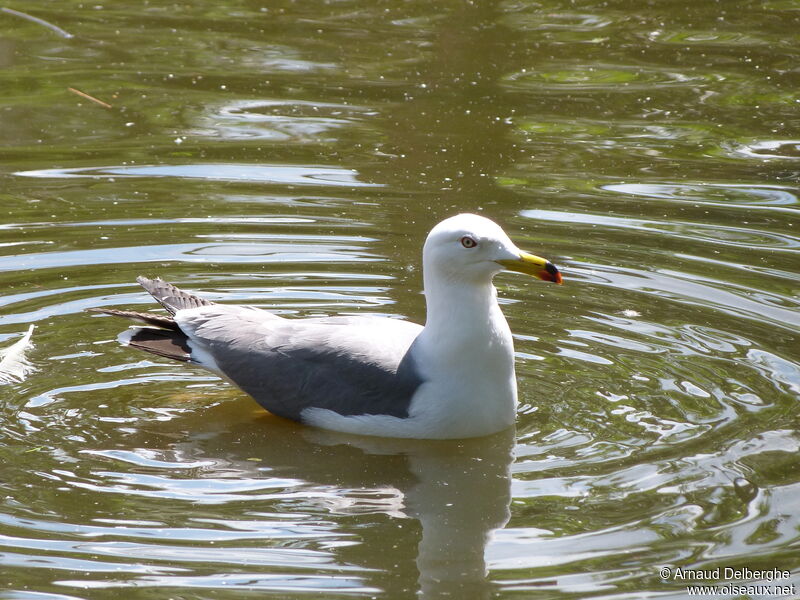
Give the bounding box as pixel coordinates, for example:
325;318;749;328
405;302;518;438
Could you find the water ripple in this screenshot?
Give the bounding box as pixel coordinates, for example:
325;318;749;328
522;208;800;251
0;241;376;273
722;139;800;160
15;164;379;187
195;99;373;142
566;262;800;332
504;64;722;91
603;182;800;211
57;572;380;593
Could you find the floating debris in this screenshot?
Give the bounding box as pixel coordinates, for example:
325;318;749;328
68;87;112;109
0;325;35;385
0;7;74;39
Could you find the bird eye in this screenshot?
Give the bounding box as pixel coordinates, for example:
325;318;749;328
460;236;477;248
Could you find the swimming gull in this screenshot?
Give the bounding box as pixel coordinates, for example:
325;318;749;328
89;213;562;439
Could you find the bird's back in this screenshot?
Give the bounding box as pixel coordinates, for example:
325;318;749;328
176;305;425;422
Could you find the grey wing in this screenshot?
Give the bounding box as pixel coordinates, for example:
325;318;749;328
177;306;424;422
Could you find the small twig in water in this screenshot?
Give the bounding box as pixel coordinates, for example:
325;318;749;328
68;87;112;109
0;7;74;39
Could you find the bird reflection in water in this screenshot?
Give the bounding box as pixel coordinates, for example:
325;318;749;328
131;399;519;598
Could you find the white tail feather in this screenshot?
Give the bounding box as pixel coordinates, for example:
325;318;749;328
0;325;35;384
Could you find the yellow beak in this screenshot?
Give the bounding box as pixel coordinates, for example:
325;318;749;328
496;252;562;284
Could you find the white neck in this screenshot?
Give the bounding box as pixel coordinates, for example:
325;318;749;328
407;268;518;438
423;267;498;333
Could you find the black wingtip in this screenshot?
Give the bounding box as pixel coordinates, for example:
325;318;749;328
86;307;178;329
126;327;192;362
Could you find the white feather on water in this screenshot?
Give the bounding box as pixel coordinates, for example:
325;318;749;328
0;325;35;385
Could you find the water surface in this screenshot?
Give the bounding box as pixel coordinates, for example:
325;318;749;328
1;1;798;598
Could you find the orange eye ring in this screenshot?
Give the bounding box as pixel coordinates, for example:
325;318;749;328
460;236;477;248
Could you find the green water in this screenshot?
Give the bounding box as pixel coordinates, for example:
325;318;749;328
1;1;799;598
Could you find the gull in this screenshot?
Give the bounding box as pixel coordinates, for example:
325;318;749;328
90;214;561;439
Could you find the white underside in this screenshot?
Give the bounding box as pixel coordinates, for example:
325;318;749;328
301;388;516;439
